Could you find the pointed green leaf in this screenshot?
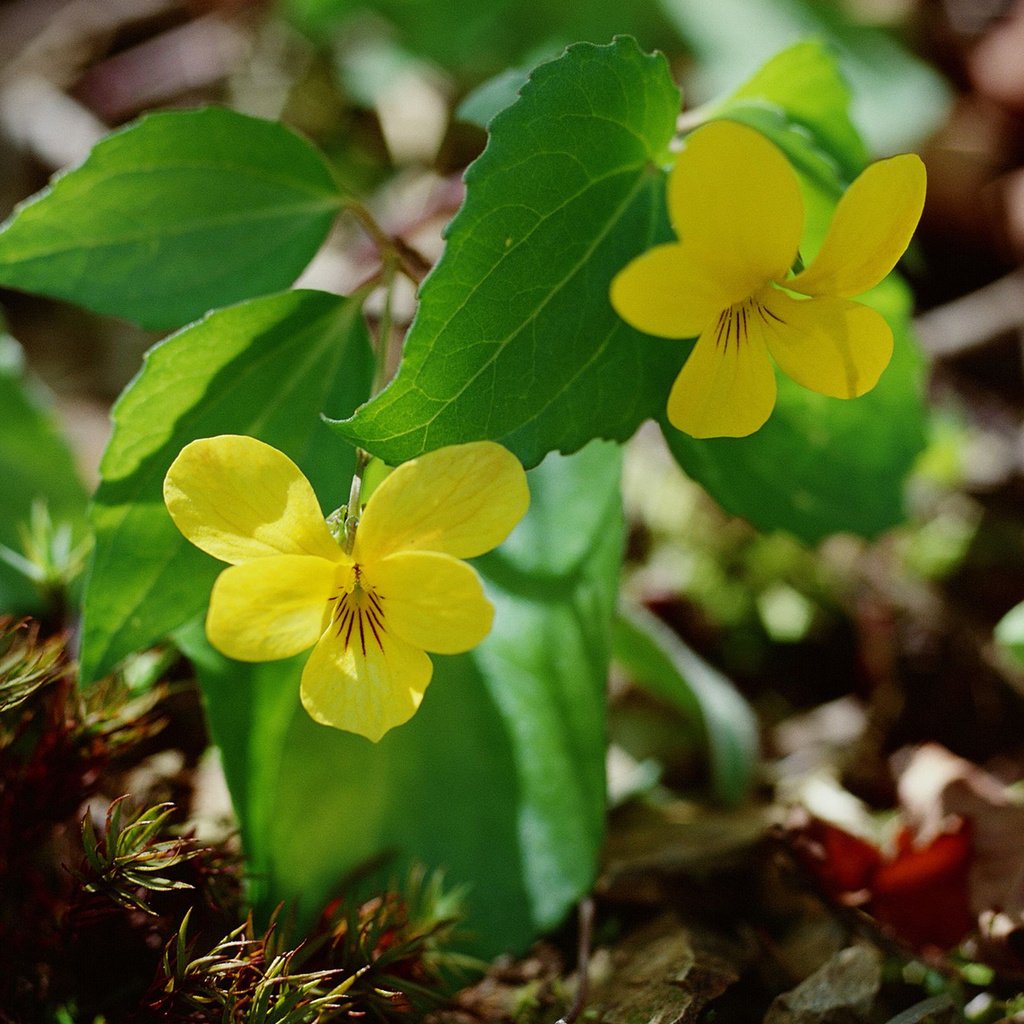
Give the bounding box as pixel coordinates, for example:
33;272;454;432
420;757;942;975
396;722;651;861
0;108;343;329
336;38;682;468
79;290;372;681
658;0;950;154
179;440;623;956
613;602;758;805
711;41;866;189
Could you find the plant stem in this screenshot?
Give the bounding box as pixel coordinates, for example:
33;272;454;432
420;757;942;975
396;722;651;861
342;251;401;552
372;253;398;393
343;199;431;284
343;448;370;554
554;897;595;1024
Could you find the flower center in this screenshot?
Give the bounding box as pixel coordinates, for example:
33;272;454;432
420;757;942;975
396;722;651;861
714;295;784;350
327;564;386;655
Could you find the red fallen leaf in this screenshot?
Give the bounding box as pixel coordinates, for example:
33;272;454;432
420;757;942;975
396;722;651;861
895;744;1024;972
790;745;1024;961
792;817;975;952
793;817;882;899
870;826;974;951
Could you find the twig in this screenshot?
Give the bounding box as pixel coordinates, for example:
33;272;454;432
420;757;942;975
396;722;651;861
344;201;432;285
913;268;1024;359
554;897;595;1024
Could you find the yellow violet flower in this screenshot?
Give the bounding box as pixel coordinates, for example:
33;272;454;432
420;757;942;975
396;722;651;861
163;435;530;742
610;119;927;438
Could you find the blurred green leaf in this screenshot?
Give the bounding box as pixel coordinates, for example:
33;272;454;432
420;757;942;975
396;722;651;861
711;40;866;187
79;290;372;682
996;602;1024;668
180;440;623;957
456;66;531;128
337;38;683;468
0;108;342;329
659;0;950;154
613;602;758;805
285;0;675;85
0;332;87;612
665;276;926;542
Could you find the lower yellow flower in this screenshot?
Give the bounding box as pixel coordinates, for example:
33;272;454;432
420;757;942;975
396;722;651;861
163;435;530;741
610;119;927;438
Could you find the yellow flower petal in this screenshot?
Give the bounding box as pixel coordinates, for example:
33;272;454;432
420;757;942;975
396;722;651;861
667;120;804;295
787;153;926;298
760;289;894;399
665;305;777;438
609;243;742;339
371;550;493;655
300;624;432;742
206;555;336;662
354;441;529;562
164;435;343;564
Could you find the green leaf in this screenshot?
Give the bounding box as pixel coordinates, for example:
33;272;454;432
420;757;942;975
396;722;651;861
456;65;532;129
286;0;677;86
664;277;927;542
179;440;623;957
658;0;950;154
612;602;758;805
0;108;343;329
0;332;87;611
711;41;866;188
996;602;1024;668
79;290;372;682
335;38;683;468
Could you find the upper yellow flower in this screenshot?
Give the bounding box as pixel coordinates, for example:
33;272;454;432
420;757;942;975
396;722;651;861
610;119;927;438
163;435;530;742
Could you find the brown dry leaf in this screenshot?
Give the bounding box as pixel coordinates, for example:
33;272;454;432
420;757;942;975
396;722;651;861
433;943;566;1023
600;799;769;904
587;914;739;1024
764;945;881;1024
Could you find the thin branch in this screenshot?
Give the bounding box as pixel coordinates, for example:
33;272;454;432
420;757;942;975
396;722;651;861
344;200;432;285
554;897;595;1024
914;268;1024;358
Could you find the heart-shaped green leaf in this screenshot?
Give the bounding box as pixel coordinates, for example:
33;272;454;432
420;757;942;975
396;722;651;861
336;38;683;468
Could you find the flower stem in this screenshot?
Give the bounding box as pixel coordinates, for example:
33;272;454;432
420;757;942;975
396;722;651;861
554;897;595;1024
372;253;399;392
343;199;431;284
334;193;424;553
341;251;401;553
343;448;370;554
